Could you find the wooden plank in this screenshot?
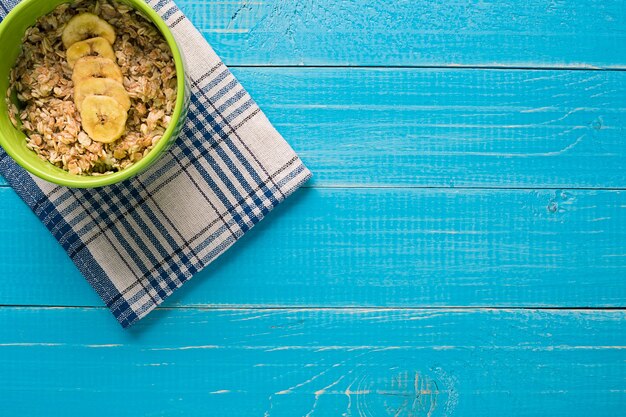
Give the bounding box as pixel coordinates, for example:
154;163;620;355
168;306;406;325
0;307;624;416
238;68;626;188
176;0;626;68
1;68;624;188
1;187;625;308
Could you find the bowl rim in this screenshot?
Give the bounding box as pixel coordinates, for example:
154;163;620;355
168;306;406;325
0;0;186;188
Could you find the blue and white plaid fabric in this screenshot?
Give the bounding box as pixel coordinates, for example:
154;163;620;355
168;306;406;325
0;0;311;327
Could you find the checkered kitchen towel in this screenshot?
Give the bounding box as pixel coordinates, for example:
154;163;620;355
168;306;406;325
0;0;311;327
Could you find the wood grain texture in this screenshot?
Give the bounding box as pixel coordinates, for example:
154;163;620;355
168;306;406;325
0;307;624;416
176;0;626;68
2;187;625;308
1;1;625;414
1;68;624;188
238;68;626;188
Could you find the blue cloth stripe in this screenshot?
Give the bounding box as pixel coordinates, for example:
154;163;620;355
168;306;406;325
187;96;268;193
150;0;170;12
196;68;231;96
183;107;250;203
73;246;119;304
186;107;256;202
134;184;188;256
215;88;248;115
73;188;157;282
208;79;240;105
212;112;283;208
189;86;269;187
115;192;177;271
165;222;235;276
161;4;179;20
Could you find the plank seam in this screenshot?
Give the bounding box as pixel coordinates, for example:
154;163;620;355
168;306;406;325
228;64;626;72
2;185;626;191
1;305;625;311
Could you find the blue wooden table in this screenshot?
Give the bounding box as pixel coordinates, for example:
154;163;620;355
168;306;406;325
1;0;625;415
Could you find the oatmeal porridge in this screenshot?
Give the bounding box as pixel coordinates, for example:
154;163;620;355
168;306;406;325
6;0;177;175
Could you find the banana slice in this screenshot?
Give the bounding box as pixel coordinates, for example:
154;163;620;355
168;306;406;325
62;13;116;48
72;56;123;85
80;95;127;143
75;78;130;112
66;37;116;67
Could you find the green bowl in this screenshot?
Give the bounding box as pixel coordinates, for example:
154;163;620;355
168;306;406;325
0;0;188;188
